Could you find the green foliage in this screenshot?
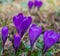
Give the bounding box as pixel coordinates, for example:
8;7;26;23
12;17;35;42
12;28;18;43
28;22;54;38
36;34;43;49
9;47;15;56
31;50;41;56
45;52;52;56
56;11;60;16
15;42;29;56
0;34;2;56
45;49;53;56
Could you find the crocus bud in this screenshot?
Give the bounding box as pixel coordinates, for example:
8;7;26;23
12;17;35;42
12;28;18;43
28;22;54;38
29;24;42;48
43;30;60;53
13;13;23;34
1;26;8;47
34;1;43;9
14;33;21;51
28;1;34;9
13;13;32;37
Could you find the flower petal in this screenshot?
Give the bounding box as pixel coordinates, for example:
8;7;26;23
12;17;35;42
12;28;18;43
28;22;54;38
29;24;42;48
20;16;32;37
13;13;32;38
44;30;60;53
28;1;34;9
1;26;8;45
34;1;43;8
14;33;21;50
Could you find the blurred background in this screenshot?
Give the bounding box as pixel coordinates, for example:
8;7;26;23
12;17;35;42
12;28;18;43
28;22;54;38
0;0;60;32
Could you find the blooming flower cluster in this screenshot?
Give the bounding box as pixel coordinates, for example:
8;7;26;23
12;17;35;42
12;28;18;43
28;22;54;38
13;13;32;50
28;0;43;9
1;13;60;53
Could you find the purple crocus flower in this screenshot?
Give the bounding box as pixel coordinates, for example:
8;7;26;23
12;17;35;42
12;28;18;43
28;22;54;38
34;0;43;9
14;33;21;51
1;26;8;47
13;13;32;37
28;1;34;9
13;13;23;34
29;24;42;48
43;30;60;53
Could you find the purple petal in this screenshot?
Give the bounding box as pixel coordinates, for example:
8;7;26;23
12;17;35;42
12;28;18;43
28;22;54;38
13;16;20;27
13;16;20;33
44;30;60;53
28;1;34;9
1;26;8;45
44;30;54;42
13;13;24;33
20;16;32;37
13;13;24;27
17;13;24;23
34;1;43;8
14;33;21;50
29;24;42;48
13;13;32;38
17;13;23;17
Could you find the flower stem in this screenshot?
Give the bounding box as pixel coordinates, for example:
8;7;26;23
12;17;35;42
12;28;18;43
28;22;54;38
14;50;17;56
42;52;45;56
27;50;31;56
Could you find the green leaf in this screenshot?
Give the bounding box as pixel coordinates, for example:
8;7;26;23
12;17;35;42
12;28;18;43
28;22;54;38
56;12;60;16
25;44;30;49
45;47;54;56
9;47;15;56
36;34;43;49
36;42;43;49
31;50;42;56
15;42;25;56
45;52;52;56
0;35;2;56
